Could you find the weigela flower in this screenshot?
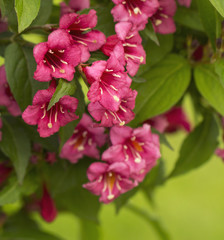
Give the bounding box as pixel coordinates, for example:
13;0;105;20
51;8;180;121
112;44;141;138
59;10;106;62
111;0;159;30
0;162;12;186
39;184;57;222
102;22;146;76
33;29;81;82
88;88;137;127
46;152;57;164
60;113;107;163
102;124;161;182
147;106;191;133
60;0;90;16
0;66;21;116
150;0;177;34
84;54;132;111
178;0;191;7
22;81;79;138
83;162;137;203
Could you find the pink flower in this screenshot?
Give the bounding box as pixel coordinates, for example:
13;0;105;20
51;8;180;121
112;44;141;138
60;113;107;163
88;88;137;127
147;107;191;133
178;0;191;7
60;0;90;16
0;117;2;141
22;81;79;138
111;0;159;30
33;29;81;82
215;148;224;162
0;162;12;186
102;124;161;182
39;184;57;222
59;10;106;62
83;162;137;203
102;23;146;76
150;0;177;34
0;66;21;116
84;54;132;111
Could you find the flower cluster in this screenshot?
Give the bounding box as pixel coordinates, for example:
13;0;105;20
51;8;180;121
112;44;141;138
83;124;161;203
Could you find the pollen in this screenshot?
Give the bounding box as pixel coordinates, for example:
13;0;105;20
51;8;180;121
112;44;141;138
60;69;65;73
113;96;120;102
48;123;53;128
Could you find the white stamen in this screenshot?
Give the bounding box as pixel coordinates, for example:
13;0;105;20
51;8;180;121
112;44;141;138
112;73;121;78
60;59;68;64
119;105;127;112
58;50;65;53
88;138;93;146
60;105;65;113
155;19;162;26
123;43;137;47
49;49;54;54
51;65;56;72
77;40;87;46
113;95;120;102
110;85;118;91
106;69;113;72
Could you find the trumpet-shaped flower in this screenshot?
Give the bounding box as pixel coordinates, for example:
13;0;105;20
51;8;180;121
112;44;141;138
22;81;79;138
33;29;81;82
60;113;107;163
102;124;161;182
88;88;137;127
83;162;137;203
60;0;90;16
59;10;106;62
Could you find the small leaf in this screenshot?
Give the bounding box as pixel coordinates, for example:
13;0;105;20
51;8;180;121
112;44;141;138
0;117;31;183
194;64;224;116
48;78;77;110
2;0;18;32
59;77;85;150
209;0;224;17
144;21;159;46
169;113;219;178
15;0;41;33
131;54;191;126
214;59;224;87
0;181;20;206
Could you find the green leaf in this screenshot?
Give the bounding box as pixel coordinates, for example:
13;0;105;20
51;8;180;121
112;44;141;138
214;59;224;87
0;181;20;206
0;213;62;240
131;54;191;126
0;117;31;183
196;0;217;49
31;0;52;26
138;34;173;75
2;0;18;32
59;77;85;150
5;43;47;111
174;7;204;32
194;64;224;116
15;0;41;33
209;0;224;17
151;129;173;151
169;113;219;178
48;78;77;110
144;21;159;46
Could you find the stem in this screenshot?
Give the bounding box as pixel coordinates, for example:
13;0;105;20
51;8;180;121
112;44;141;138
76;64;90;88
126;203;171;240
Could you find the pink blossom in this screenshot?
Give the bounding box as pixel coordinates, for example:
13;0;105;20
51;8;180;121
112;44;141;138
101;23;146;76
60;113;107;163
111;0;159;30
151;0;177;34
0;66;21;116
83;162;137;203
88;88;137;127
39;184;57;222
147;107;191;133
59;10;106;62
102;124;161;182
84;54;132;111
60;0;90;16
33;29;81;82
178;0;191;7
22;81;79;138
